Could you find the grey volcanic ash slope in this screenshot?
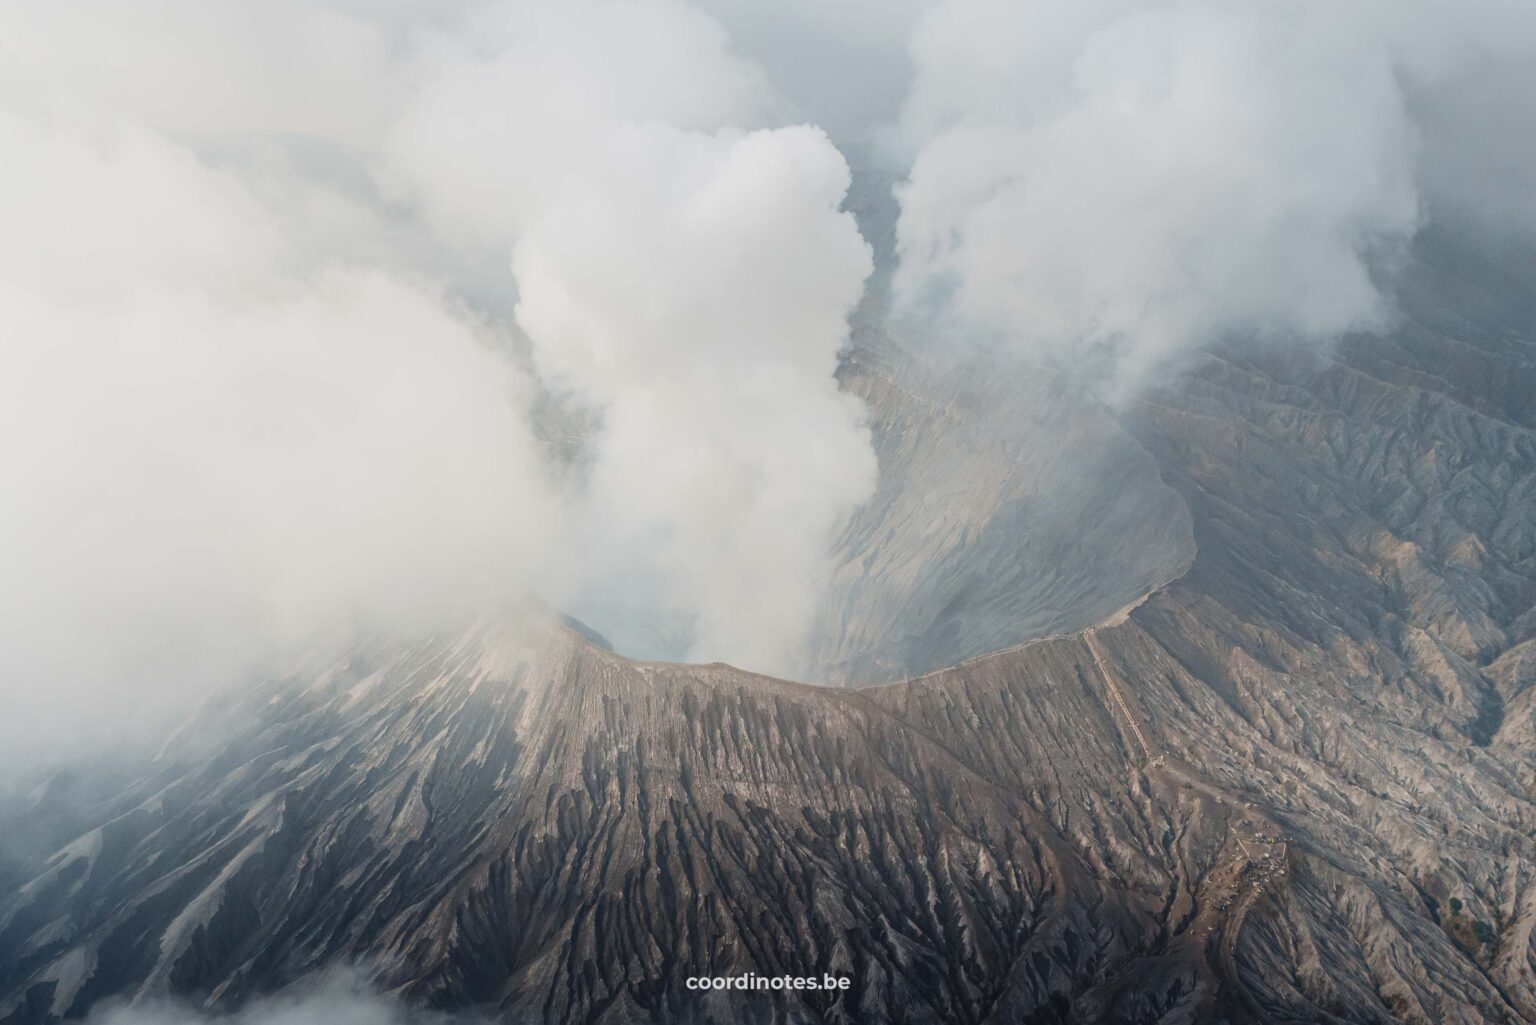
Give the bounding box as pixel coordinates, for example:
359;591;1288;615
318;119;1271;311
4;239;1536;1025
808;171;1197;686
809;339;1196;685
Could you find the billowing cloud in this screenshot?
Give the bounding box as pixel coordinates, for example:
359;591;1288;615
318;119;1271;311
0;1;399;146
0;111;568;755
0;0;883;753
380;0;879;675
385;0;777;246
515;124;875;674
894;0;1536;386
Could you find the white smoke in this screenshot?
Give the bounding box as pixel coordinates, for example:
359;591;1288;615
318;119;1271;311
514;124;875;672
0;111;569;754
0;0;883;759
368;0;880;674
0;1;399;145
380;1;879;674
894;0;1536;386
384;0;777;246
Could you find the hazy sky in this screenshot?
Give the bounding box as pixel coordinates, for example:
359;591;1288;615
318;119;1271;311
1;0;1532;757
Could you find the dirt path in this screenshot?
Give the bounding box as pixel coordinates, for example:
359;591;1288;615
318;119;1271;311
1084;629;1154;762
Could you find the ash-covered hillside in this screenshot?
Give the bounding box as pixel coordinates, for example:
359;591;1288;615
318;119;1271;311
3;229;1535;1025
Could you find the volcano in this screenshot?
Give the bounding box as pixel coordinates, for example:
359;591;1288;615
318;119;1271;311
3;220;1536;1025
